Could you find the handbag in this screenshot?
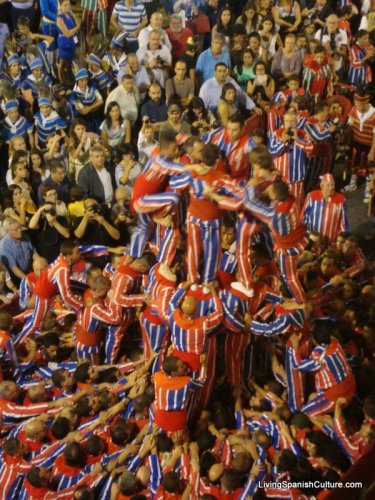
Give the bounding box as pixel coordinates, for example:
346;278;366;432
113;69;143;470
186;13;211;34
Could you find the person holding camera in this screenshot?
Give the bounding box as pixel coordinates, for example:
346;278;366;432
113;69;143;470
269;110;314;212
28;190;71;262
74;198;120;249
314;14;348;79
136;30;172;89
304;101;337;193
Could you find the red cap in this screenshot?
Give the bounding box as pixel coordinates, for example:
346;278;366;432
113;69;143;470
354;94;370;103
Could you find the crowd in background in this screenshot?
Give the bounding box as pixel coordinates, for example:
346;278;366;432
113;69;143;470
0;0;375;498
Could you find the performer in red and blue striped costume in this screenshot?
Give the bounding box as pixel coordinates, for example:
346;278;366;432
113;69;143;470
243;181;308;303
153;355;207;433
140;263;177;373
171;144;239;285
301;174;349;243
167;284;223;371
75;276;122;364
128;132;189;262
348;31;373;87
15;241;83;346
203;113;256;183
167;282;222;409
269;111;314;212
111;255;146;309
288;321;356;416
0;438;64;499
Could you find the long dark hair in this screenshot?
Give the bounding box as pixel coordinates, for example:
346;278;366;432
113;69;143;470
260;15;276;34
29;148;46;172
3;184;22;210
69;118;88;148
235;48;254;76
10;151;29;178
240;2;259;31
105;101;123;129
216;7;232;36
185;97;210;123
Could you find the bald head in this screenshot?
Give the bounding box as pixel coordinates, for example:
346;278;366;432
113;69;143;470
208;463;224;483
181;295;197;317
25;420;47;440
33;257;48;276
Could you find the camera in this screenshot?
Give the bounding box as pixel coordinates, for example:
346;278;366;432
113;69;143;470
156;56;164;67
329;40;336;51
286;128;294;137
44;204;56;216
91;204;104;216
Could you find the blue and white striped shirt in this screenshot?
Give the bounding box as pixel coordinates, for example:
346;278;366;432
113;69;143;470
112;0;147;40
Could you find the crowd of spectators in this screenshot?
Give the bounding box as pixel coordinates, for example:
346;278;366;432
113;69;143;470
0;0;375;498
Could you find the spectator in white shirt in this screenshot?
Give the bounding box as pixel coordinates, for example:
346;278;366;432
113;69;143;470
105;74;141;122
199;62;260;115
138;11;172;50
136;30;172;88
117;53;151;100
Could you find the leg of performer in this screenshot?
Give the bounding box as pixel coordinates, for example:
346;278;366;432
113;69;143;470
128;213;154;258
201;220;221;285
187;217;203;283
278;252;305;304
14;297;51;346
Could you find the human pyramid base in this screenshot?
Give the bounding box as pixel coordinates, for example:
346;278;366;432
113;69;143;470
0;0;375;498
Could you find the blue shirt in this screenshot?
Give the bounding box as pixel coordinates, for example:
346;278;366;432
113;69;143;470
39;0;58;22
141;99;167;123
38;176;71;205
195;48;231;82
0;235;34;273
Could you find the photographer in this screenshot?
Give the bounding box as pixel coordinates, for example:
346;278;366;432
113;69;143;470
136;30;172;89
111;187;136;244
301;0;333;30
73;199;120;249
28;191;71;263
269;111;314;212
315;15;348;79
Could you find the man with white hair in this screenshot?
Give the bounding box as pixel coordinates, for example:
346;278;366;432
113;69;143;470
137;30;172;89
0;218;37;282
314;14;348;77
138;11;172;50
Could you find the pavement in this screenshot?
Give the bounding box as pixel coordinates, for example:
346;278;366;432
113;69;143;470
345;181;374;256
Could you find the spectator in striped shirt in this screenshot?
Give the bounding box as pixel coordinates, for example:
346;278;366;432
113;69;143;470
110;0;148;52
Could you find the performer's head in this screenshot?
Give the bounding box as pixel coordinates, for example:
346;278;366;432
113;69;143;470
354;93;370;113
163;356;188;376
226;112;245;142
61;240;81;264
320;173;335;198
181;294;197;317
266;180;290;202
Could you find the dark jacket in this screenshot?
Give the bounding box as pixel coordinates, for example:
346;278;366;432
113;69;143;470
77;163;114;204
